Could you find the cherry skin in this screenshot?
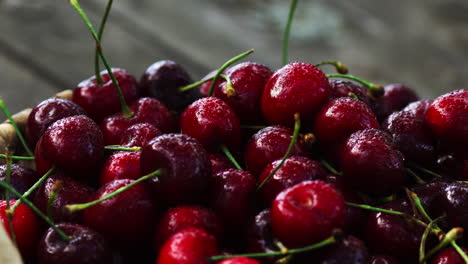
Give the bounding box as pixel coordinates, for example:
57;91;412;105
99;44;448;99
257;156;327;205
34;173;93;223
0;200;41;257
217;257;260;264
83;179;156;243
316;236;369;264
153;205;223;250
140;134;211;205
339;128;406;196
261;62;330;126
0;164;38;200
435;182;468;242
314;97;379;146
180;97;241;151
26;98;86;145
373;83;419;121
328;79;371;106
157;228;218;264
120;123;162;147
244;125;307;176
37;223;112;264
99;151;141;185
402;99;433;119
270;180;345;248
431;247;468;264
426;89;468;147
246;209;278;264
213;62;273;123
200;70;226;97
100;97;174;145
369;255;401;264
208;153;234;175
72;68;139;121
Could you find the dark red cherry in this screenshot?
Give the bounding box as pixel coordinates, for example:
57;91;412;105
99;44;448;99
200;70;226;97
436;149;468;180
140;60;201;112
382;110;436;164
157;228;218;264
37;223;112;264
316;236;369;264
140;134;211;205
329;79;371;105
84;179;156;243
26;98;86;145
180;97;241;151
426;89;468;147
154;206;223;250
99;151;141;185
431;247;468;264
373;83;419;121
213;62;273;123
314;97;379;146
217;257;260;264
72;68;139;121
0;200;41;257
261;62;330;126
246;210;278;264
339;129;406;196
436;182;468;241
257;156;327;205
209;169;256;232
369;255;401;264
0;164;38;200
120;123;162;147
37;115;104;173
34;173;93;223
271;180;345;248
402;99;433;119
100;97;174;145
208;153;234;175
244;126;307;176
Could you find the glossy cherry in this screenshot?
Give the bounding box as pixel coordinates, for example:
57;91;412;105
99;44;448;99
435;182;468;242
0;164;38;200
373;83;419;121
199;70;226;97
217;257;260;264
246;209;278;264
99;151;141;185
120;123;162;147
208;153;234;175
316;236;369;264
402;99;433;119
328;79;371;106
431;247;468;264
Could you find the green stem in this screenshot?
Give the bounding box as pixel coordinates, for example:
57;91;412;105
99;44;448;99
4;157;12;209
7;214;17;248
69;0;133;118
0;99;34;156
105;145;141;152
346;202;406;216
47;181;63;221
319;159;342;176
257;113;300;191
220;144;242;170
315;61;349;74
66;169;162;213
179;74;230;93
407;168;426;185
208;49;254;97
0;154;35;160
0;182;70;241
450;241;468;264
94;0;113;84
326;74;384;96
408;190;433;223
419;216;444;264
425;228;464;261
408;162;442;178
282;0;299;66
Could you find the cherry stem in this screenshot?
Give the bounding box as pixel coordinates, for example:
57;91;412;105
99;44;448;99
407;190;433;224
209;234;337;261
257;113;301;191
450;241;468;264
348;93;360;100
408;162;442;178
11;166;56;212
4;156;12;209
0;182;70;241
0;99;34;157
282;0;299;66
208;49;254;97
69;0;133;118
0;154;34;160
319;159;342;176
66;168;162;213
179;74;230;93
220;144;242;170
406;168;426;185
315;61;349;74
94;0;113;84
326;74;384;96
425;227;464;261
105;145;141;152
47;181;63;222
420;216;444;264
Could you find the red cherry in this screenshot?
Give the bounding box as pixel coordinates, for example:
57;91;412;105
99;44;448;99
316;236;369;264
328;79;371;105
402;99;433;119
271;180;345;248
208;153;234;175
431;247;468;264
120;123;162;148
373;83;419;121
217;257;260;264
369;255;400;264
246;209;278;264
0;164;38;200
200;70;225;97
261;62;330;126
99;151;141;186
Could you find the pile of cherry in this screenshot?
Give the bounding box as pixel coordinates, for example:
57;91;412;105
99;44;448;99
0;55;467;264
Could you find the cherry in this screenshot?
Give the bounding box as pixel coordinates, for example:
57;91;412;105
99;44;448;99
339;129;406;196
157;228;218;264
34;173;93;223
153;205;223;250
437;151;468;180
83;179;156;243
261;62;330;126
100;97;174;145
0;200;41;257
315;236;369;264
120;123;162;147
140;134;211;205
36;115;104;174
328;79;371;105
0;164;38;200
257;156;327;205
314;97;379;146
369;255;401;264
217;257;260;264
26;98;86;145
270;180;345;248
37;223;112;264
140;60;201;112
435;182;468;242
72;68;139;121
246;209;279;264
208;153;234;175
402;99;433;119
99;151;141;185
199;70;226;97
373;83;419;121
213;62;273;123
426;89;468;147
180;97;241;151
431;247;468;264
244;125;307;176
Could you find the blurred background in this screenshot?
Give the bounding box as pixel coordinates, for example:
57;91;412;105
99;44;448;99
0;0;467;113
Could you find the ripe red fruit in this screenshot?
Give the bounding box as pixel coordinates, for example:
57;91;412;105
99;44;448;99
199;70;226;97
0;164;38;200
328;79;371;106
208;153;234;175
246;209;278;264
373;83;419;121
99;151;141;185
217;257;260;264
120;123;162;147
261;62;330;126
402;99;433;119
431;247;468;264
270;180;345;248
